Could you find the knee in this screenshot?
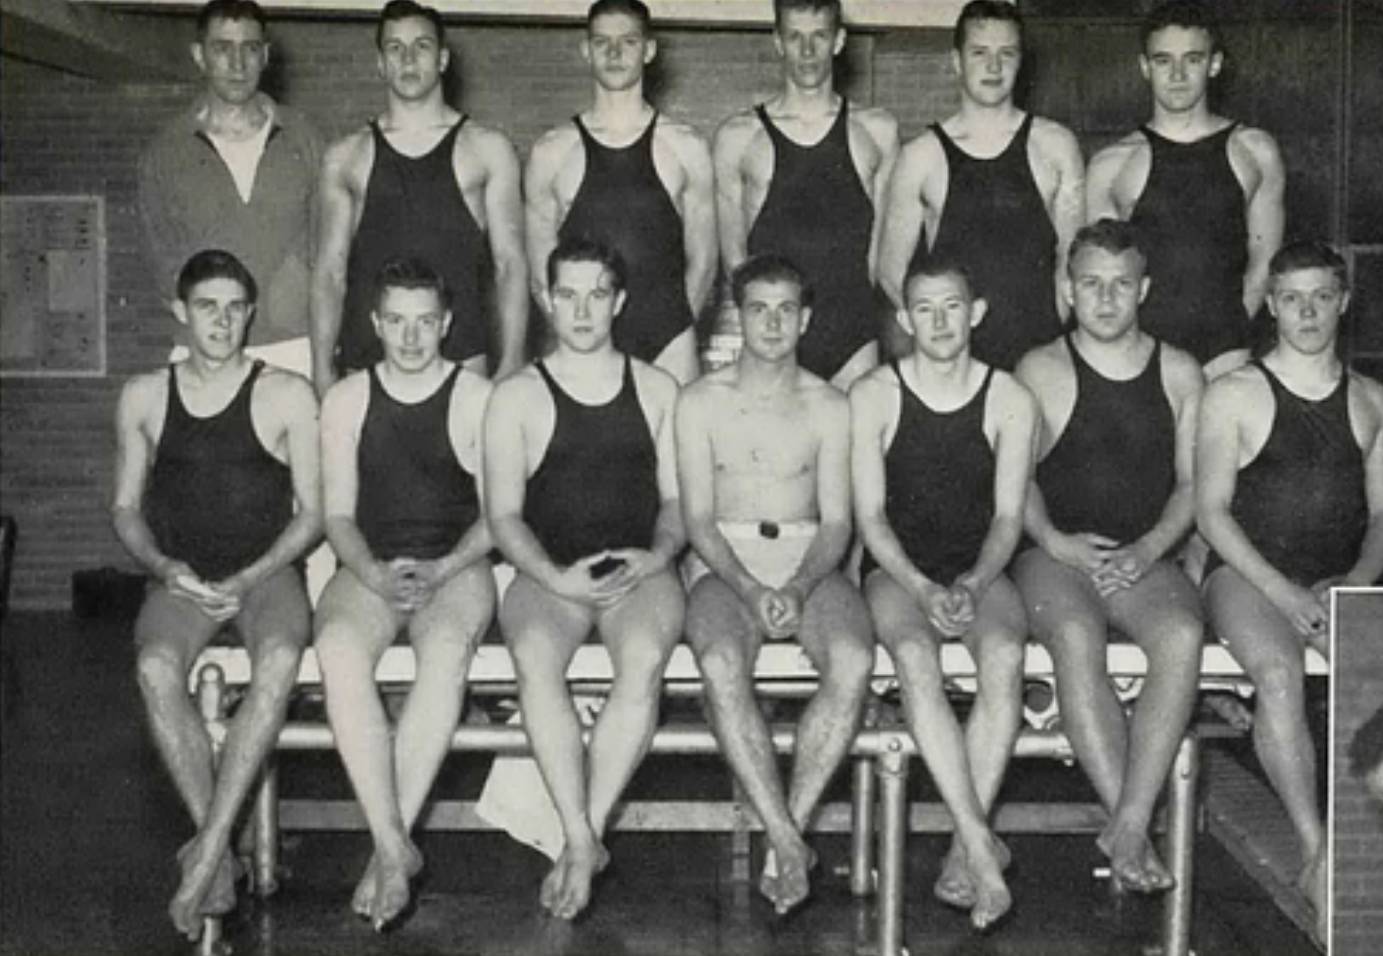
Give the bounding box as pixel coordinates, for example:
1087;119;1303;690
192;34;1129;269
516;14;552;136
312;625;368;680
695;637;752;689
976;637;1025;688
253;640;305;690
1252;658;1305;707
820;638;873;694
135;643;188;703
612;641;672;690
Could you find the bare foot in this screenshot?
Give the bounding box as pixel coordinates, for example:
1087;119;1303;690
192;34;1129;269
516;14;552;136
369;841;423;932
962;835;1012;932
759;843;818;916
169;837;240;940
550;839;610;921
352;856;379;920
935;836;1011;911
1298;845;1328;947
1098;827;1174;894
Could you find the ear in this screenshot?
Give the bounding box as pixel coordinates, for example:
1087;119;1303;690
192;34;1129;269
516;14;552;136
172;299;190;327
440;309;454;338
1060;274;1075;310
799;305;813;334
580;36;593;66
262;41;272;68
370;309;384;336
951;47;962;76
1209;50;1223;78
1137;275;1151;305
644;37;658;64
1340;290;1352;314
831;27;847;57
969;298;989;329
772;30;786;59
1138;53;1151;82
191;42;207;74
893;307;913;337
439;44;451;74
613;289;629;317
1265;292;1280;321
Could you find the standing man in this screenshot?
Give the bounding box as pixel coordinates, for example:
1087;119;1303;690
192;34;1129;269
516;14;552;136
1198;241;1383;934
678;255;874;915
877;0;1085;371
714;0;898;390
313;257;496;930
139;0;323;370
1086;0;1285;379
851;255;1037;929
112;250;321;941
485;237;684;922
313;0;529;392
525;0;717;385
1014;220;1205;894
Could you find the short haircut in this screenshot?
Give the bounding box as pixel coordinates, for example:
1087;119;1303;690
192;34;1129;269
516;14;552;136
1068;219;1147;273
1269;240;1350;291
587;0;651;33
177;249;258;304
546;235;628;294
1140;0;1221;55
731;254;813;310
953;0;1024;52
377;0;445;50
904;254;976;303
372;256;450;311
773;0;843;33
196;0;266;39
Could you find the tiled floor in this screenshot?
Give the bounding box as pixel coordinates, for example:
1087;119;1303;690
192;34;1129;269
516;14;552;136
1;611;1320;956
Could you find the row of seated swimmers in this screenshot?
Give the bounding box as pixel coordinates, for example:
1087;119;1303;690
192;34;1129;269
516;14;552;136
113;228;1381;947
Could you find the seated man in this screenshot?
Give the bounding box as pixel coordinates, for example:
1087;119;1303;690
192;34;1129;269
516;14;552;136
677;255;874;915
314;257;496;930
1197;240;1383;932
111;250;321;941
850;255;1037;929
1014;219;1205;893
484;236;684;921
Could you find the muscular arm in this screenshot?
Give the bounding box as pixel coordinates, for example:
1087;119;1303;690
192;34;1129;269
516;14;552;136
310;138;362;398
644;370;687;567
319;375;385;587
960;376;1038;596
1045;126;1086;322
876;137;931;311
1238;128;1286;320
1128;350;1203;565
1084;142;1131;223
864;111;901;285
1345;380;1383;586
432;375;495;580
110;376;179;582
522;131;568;310
480;131;531;378
785;392;854;602
712;114;755;276
676;129;719;319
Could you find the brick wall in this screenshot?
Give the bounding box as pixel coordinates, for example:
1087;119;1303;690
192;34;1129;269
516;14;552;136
0;9;1365;608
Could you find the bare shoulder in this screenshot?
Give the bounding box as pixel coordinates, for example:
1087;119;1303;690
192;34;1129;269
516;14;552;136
1202;362;1266;415
1349;370;1383;420
713;108;763;154
489;363;547;413
321;368;369;421
990;367;1038;416
1229;124;1283;168
1030;116;1083;162
799;371;849;416
455;366;494;406
850;362;897;400
631;359;681;407
1158;342;1206;395
324;125;373;174
257;366;317;412
119;369;168;418
530;122;581;163
459;120;520;167
853;103;899;145
1014;338;1069;390
1088;130;1147;174
658;116;711;153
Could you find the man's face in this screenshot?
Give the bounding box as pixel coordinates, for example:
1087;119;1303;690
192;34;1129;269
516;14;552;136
378;16;449;102
1140;25;1221;114
902;272;982;364
1268;267;1348;357
193;17;269;106
774;8;844;92
739;278;809;363
546;259;624;353
175;277;255;361
371;286;450;372
1066;246;1149;342
954;18;1021;109
583;12;655;93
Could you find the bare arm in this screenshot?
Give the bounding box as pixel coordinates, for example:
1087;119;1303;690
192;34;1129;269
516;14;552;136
1126;351;1203;566
110;376;180;582
429;374;495;581
876;137;930;311
784;391;854;602
319;374;387;589
1238;128;1286;320
309;138;363;399
1046;126;1086;322
676;129;719;319
523;131;569;312
480;131;531;378
712;115;755;276
1344;380;1383;586
959;376;1038;596
864;111;901;285
1084;144;1128;224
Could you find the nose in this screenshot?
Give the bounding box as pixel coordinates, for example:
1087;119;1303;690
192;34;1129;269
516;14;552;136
1171;57;1187;81
986;53;1002;74
403;320;420;345
1098;282;1118;305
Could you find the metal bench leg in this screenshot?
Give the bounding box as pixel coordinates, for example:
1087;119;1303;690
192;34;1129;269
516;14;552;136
195;664;231;954
875;736;910;956
850;755;877;897
1161;731;1201;956
252;759;280;897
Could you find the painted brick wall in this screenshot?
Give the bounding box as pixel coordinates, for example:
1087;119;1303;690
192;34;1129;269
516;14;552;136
0;9;1363;608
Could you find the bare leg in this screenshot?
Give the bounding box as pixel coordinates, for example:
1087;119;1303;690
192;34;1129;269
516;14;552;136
1208;567;1323;907
168;569;309;937
687;576;813;914
867;572;1015;929
501;574;602;919
314;569;421;929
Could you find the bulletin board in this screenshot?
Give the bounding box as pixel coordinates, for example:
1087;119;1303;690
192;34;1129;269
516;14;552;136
1;196;106;377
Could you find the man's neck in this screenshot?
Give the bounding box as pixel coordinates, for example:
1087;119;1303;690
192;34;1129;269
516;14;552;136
548;342;622;375
1265;343;1343;388
183;349;251;386
199;92;271;139
907;349;974;394
383;91;455;131
1071;324;1150;370
376;358;450;400
736;351;799;396
589;85;653;128
1147;102;1222;140
954;96;1021;129
777;80;839;118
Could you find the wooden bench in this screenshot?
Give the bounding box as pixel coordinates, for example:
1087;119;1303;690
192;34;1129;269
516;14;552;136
189;640;1329;956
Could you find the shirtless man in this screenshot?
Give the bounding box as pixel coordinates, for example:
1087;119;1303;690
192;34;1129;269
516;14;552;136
877;0;1084;371
312;0;528;392
313;257;496;930
713;0;898;390
1014;220;1205;893
1086;0;1284;380
851;255;1037;928
485;236;684;921
525;0;716;385
139;1;323;367
678;255;874;914
1197;241;1383;935
112;250;321;941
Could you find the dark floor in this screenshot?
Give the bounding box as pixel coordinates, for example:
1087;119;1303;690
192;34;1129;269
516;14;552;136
1;611;1320;956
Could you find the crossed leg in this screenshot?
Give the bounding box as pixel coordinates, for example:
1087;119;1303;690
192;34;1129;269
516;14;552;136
689;571;872;915
867;571;1024;929
503;569;683;920
1207;566;1325;931
135;567;310;940
1015;552;1203;893
315;563;494;929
